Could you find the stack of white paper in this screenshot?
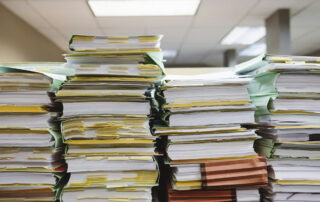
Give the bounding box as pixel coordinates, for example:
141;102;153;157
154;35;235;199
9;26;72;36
69;35;161;53
155;72;268;201
0;63;67;201
57;35;165;202
236;55;320;201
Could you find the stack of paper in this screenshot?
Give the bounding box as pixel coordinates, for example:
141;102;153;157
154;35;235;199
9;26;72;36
69;35;161;53
155;72;268;201
0;63;67;201
57;35;165;201
236;55;320;201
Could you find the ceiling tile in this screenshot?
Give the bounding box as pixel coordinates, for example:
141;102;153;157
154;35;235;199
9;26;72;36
101;27;146;36
97;16;193;28
193;0;259;28
292;28;320;55
96;17;147;28
1;0;50;28
238;16;264;26
183;27;231;47
291;26;315;41
292;12;320;27
248;0;314;17
27;0;98;28
291;0;320;27
240;0;315;27
146;27;189;50
143;16;193;28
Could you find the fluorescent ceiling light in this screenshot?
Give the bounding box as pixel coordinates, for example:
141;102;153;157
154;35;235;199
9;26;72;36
88;0;201;17
239;43;266;56
163;50;178;58
221;26;266;45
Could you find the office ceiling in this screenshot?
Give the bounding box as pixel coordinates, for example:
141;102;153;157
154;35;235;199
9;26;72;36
1;0;320;66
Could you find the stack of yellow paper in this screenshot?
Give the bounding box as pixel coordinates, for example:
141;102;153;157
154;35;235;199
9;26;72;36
155;72;268;201
0;63;67;201
57;35;165;202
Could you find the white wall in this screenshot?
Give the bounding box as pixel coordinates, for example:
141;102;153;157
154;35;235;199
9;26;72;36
0;3;64;62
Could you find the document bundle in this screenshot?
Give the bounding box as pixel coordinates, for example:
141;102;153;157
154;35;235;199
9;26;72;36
0;63;67;201
236;55;320;202
57;35;165;201
155;72;268;201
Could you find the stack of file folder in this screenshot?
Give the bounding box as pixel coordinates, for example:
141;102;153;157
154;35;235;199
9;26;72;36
236;55;320;202
155;72;268;201
0;63;67;201
57;35;165;201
